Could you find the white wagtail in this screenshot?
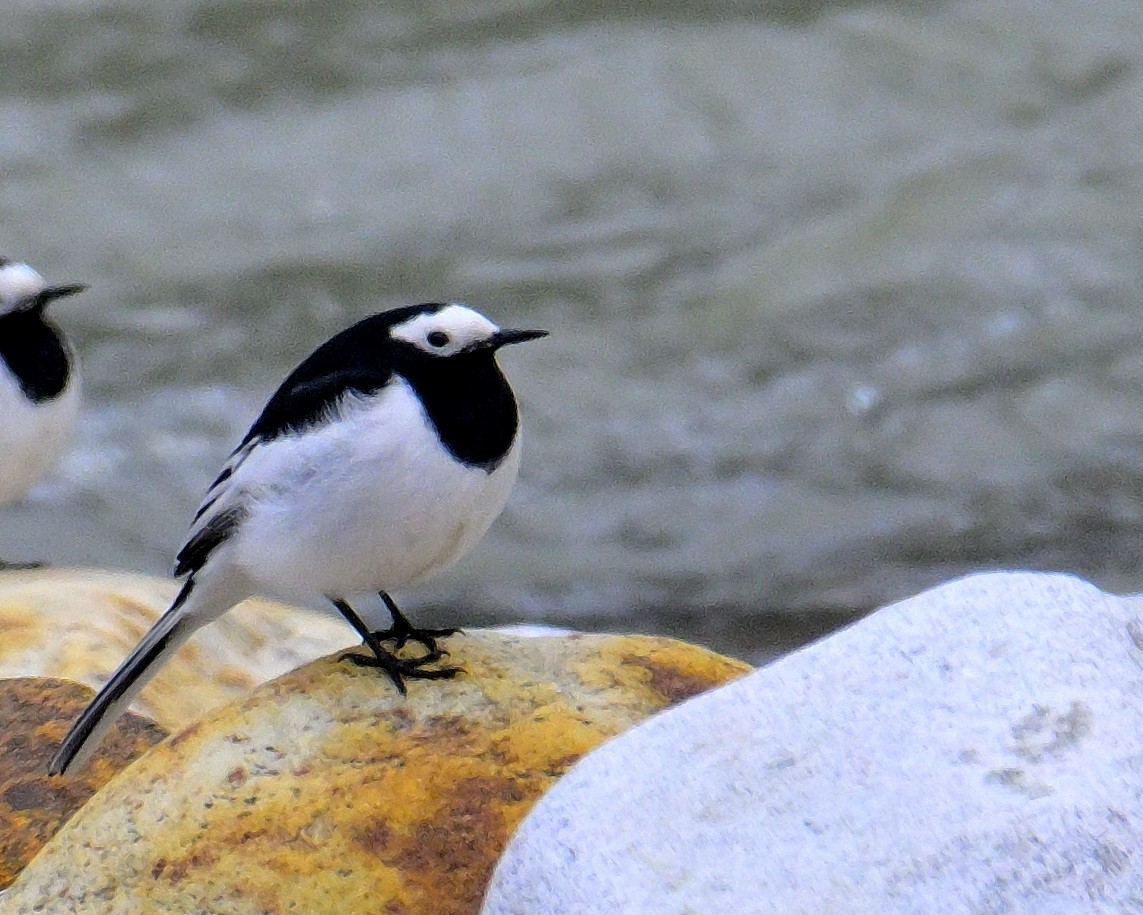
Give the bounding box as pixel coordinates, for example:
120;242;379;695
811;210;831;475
0;258;85;512
50;302;546;775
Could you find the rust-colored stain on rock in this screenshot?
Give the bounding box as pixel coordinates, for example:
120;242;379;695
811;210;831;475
0;677;167;888
621;649;737;706
4;631;750;913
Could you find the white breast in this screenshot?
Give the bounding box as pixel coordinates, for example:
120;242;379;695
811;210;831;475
228;378;522;603
0;363;79;505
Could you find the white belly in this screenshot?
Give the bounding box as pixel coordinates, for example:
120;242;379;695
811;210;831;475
230;379;522;601
0;365;79;505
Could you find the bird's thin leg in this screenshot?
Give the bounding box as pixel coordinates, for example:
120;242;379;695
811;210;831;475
370;591;459;658
330;598;460;690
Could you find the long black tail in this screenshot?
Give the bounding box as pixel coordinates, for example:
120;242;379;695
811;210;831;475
49;579;197;776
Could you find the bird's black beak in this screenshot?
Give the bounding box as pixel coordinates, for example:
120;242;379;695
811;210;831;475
491;328;548;349
32;283;87;313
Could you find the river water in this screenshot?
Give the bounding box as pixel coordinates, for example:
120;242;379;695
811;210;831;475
3;0;1143;663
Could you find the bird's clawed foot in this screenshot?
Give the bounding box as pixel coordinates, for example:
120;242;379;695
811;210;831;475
331;594;462;693
371;620;459;656
373;591;460;656
341;646;462;694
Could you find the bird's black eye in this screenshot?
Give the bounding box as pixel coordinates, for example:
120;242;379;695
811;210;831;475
427;330;450;348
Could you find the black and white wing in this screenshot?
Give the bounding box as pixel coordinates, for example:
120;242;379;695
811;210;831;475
173;441;257;578
174;314;399;580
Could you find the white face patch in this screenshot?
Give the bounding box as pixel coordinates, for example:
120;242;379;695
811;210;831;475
389;303;500;356
0;263;47;315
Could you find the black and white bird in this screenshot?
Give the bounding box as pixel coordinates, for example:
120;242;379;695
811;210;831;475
50;302;545;775
0;258;85;511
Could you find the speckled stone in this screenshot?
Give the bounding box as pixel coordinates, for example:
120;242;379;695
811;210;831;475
480;573;1143;915
0;677;167;888
2;631;748;913
0;567;352;729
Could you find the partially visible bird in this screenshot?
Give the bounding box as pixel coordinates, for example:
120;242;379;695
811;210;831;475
50;301;546;775
0;257;85;522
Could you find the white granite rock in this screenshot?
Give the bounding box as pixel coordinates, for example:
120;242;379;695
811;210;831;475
481;572;1143;915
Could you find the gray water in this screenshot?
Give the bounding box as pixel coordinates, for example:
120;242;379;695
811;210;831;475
3;0;1143;663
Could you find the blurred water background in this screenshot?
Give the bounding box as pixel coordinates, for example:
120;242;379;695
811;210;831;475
3;0;1143;664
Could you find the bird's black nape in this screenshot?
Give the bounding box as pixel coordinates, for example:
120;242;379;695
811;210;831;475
236;304;450;448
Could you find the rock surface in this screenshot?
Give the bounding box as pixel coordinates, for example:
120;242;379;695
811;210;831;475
481;573;1143;915
0;568;352;728
0;677;167;888
2;632;748;913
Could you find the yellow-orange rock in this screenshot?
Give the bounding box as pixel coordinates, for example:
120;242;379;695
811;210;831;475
3;632;750;914
0;567;352;729
0;677;167;888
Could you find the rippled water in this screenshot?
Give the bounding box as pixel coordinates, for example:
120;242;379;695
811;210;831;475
3;0;1143;662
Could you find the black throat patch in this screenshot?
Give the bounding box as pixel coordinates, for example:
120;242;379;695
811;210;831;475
396;346;519;472
0;309;71;402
